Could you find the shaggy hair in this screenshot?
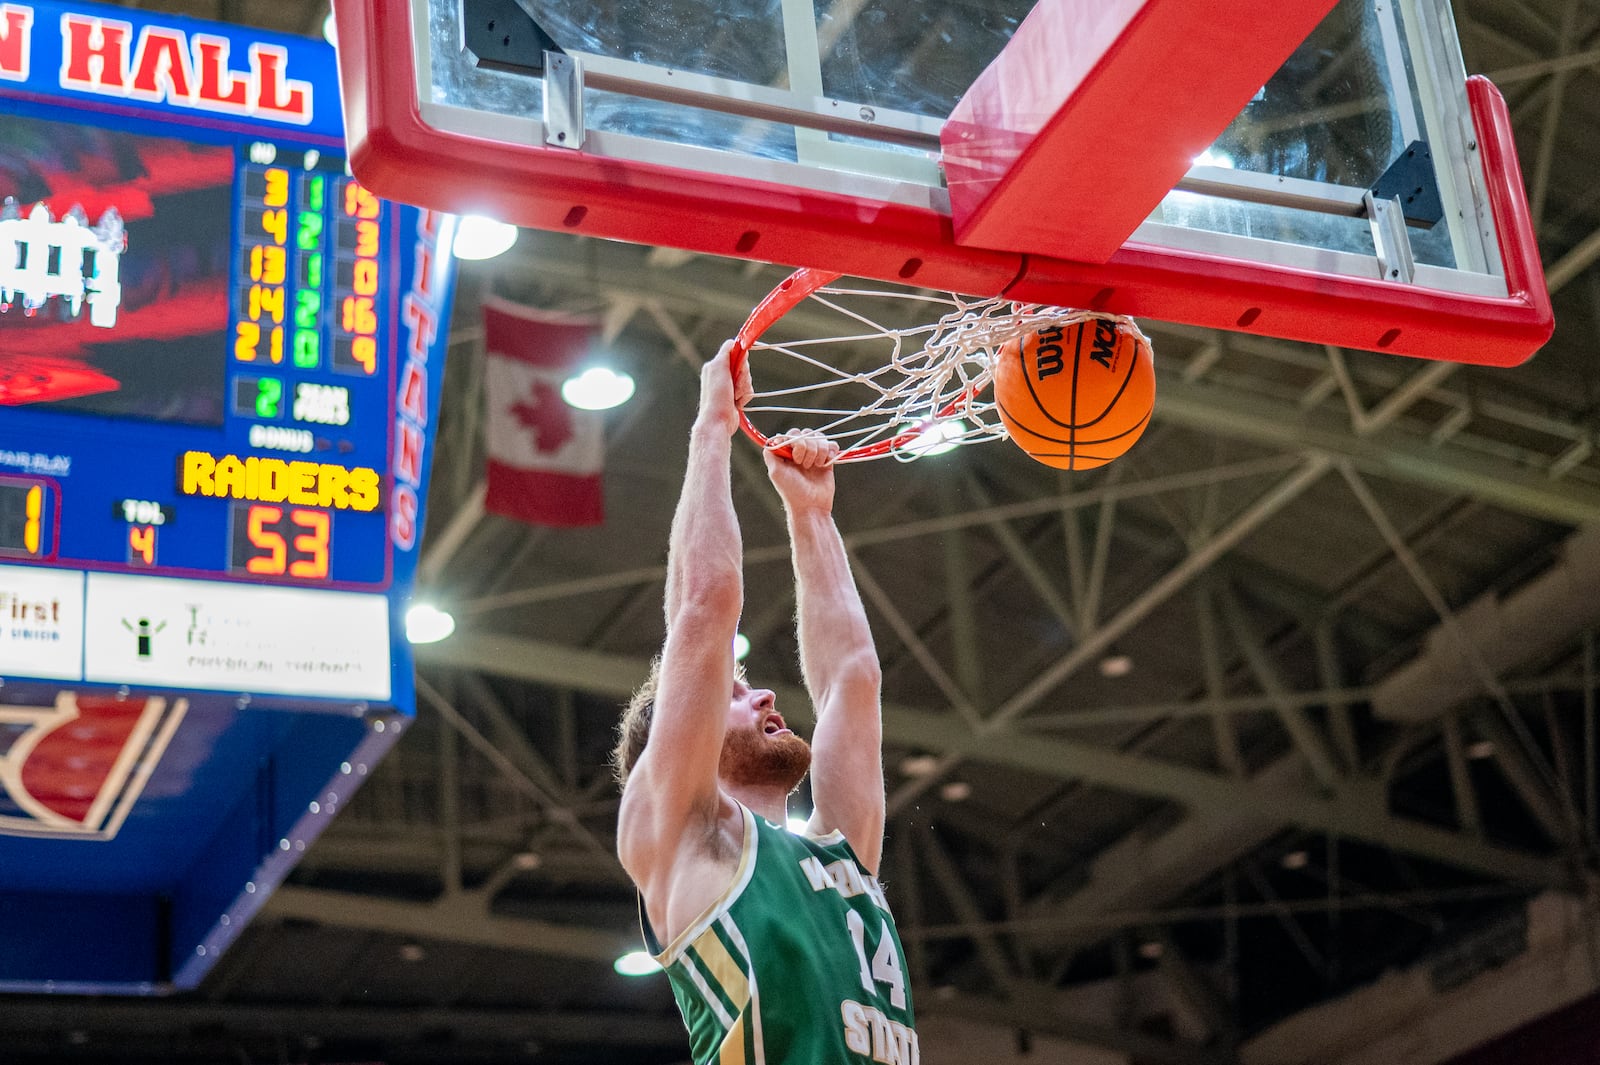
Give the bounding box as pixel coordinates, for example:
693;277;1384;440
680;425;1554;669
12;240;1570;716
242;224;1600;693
612;657;746;791
612;657;663;791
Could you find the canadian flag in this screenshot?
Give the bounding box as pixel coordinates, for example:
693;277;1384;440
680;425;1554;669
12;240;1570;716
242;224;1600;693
483;298;605;527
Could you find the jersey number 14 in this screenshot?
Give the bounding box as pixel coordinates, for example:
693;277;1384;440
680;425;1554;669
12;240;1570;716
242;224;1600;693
845;910;907;1009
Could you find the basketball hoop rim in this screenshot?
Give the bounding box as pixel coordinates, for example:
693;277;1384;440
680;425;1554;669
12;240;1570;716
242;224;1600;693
730;267;984;462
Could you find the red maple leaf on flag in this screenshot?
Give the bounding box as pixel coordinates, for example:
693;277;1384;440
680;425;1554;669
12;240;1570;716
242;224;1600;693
511;379;575;454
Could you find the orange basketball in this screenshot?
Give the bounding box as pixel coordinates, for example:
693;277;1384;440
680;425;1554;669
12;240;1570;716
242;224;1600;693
992;315;1155;470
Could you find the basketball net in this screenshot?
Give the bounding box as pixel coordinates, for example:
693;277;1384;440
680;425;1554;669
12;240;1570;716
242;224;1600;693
731;268;1149;463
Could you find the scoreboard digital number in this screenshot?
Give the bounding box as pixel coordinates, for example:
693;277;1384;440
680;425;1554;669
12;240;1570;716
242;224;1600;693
237;167;290;367
0;480;51;559
236;162;382;384
335;182;382;376
115;498;172;569
229;502;330;580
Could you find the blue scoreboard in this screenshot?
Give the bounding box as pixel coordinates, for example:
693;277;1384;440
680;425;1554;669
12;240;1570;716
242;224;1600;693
0;0;458;991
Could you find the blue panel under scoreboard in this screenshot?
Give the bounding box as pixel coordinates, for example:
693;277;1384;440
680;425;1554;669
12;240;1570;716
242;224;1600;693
0;0;459;991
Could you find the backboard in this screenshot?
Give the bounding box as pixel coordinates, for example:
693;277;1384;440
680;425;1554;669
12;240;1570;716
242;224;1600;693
332;0;1552;366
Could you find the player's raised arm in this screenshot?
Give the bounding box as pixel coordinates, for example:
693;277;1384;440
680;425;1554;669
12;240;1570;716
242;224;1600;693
617;342;751;877
765;432;886;874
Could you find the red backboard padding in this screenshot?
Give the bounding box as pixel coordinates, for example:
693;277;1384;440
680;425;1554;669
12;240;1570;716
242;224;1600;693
942;0;1340;263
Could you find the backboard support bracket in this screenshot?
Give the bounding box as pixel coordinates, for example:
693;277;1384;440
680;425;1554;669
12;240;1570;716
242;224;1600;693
543;52;583;149
460;0;564;77
1372;141;1444;228
1365;191;1418;284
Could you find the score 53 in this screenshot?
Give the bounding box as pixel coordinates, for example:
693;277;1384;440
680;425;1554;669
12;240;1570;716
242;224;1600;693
229;502;331;580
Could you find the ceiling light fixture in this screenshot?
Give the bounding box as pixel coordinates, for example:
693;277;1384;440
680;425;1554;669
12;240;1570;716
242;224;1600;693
561;366;636;411
939;780;972;802
451;215;518;260
405;603;456;644
1098;653;1133;678
614;950;662;976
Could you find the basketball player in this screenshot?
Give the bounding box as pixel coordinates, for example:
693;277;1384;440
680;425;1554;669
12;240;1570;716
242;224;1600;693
613;340;918;1064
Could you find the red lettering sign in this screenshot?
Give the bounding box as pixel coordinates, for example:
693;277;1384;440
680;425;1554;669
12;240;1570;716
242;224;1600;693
0;4;33;82
412;243;436;300
390;485;418;551
55;19;314;125
60;14;129;92
252;44;308;122
193;34;248;109
402;293;437;361
399;363;427;425
129;27;192;100
394;422;423;485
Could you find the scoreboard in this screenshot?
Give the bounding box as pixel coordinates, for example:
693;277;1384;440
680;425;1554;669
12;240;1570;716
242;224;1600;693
0;0;459;992
0;0;456;710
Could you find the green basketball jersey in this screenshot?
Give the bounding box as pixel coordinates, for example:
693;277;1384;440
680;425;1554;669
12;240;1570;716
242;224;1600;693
643;804;919;1065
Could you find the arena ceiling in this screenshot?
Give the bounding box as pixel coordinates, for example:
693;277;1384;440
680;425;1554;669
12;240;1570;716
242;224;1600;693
7;0;1600;1063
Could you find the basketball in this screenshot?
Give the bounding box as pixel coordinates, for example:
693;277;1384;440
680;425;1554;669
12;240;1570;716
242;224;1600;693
992;315;1156;470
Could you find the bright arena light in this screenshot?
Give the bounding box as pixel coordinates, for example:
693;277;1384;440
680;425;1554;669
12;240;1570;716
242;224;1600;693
322;9;337;45
451;215;519;260
787;815;810;834
614;951;662;976
561;366;636;411
1098;653;1134;678
901;418;967;457
733;632;751;661
1194;149;1235;169
939;780;972;803
405;604;456;644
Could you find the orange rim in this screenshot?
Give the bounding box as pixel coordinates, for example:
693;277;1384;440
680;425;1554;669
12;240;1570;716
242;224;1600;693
731;268;980;462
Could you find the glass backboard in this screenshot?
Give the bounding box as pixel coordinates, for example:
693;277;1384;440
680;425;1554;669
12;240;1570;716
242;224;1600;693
331;0;1552;365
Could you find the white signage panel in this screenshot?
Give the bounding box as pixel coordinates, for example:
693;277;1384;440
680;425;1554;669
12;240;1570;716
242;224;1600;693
84;574;391;700
0;565;84;680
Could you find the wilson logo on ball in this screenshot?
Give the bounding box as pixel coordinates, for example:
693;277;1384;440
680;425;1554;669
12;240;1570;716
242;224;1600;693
1032;324;1066;380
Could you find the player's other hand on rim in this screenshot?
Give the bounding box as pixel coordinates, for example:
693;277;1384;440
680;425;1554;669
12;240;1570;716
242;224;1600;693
696;340;754;437
765;429;838;515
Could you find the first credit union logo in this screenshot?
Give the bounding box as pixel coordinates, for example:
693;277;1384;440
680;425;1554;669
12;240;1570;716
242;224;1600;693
0;564;85;680
0;691;187;840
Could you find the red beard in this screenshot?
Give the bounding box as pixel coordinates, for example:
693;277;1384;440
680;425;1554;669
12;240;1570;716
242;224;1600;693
719;724;812;792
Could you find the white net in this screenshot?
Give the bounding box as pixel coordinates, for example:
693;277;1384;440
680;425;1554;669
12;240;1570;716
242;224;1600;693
741;279;1110;462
